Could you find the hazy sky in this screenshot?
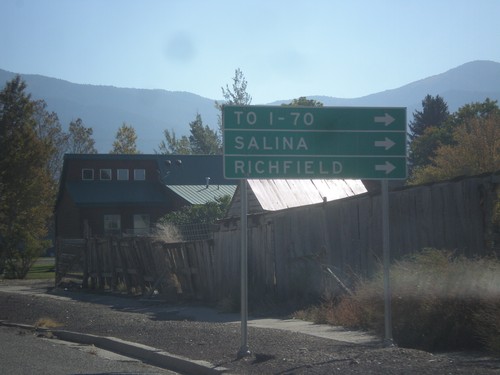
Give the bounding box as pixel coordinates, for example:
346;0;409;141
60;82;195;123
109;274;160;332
1;0;499;104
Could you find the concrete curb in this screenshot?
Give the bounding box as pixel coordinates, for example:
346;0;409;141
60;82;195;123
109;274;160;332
0;321;228;375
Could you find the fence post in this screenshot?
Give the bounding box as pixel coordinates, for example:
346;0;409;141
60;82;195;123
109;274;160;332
82;238;89;289
238;179;251;358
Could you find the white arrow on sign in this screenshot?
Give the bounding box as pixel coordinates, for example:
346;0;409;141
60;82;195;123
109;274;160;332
374;137;396;150
375;161;396;174
374;113;395;126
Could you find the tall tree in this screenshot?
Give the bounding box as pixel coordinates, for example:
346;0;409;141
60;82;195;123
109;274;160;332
409;112;500;184
32;100;68;182
157;129;191;155
157;114;221;155
408;125;454;175
0;76;54;278
188;113;221;154
67;118;97;154
409;94;450;141
408;95;451;177
159;69;251;155
215;68;252;134
110;122;140;154
446;98;500;128
282;96;323;107
217;68;252;107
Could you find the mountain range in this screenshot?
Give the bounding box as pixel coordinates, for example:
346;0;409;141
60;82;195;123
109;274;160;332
1;60;499;153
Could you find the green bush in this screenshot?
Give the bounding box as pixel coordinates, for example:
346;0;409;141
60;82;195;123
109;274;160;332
2;236;50;279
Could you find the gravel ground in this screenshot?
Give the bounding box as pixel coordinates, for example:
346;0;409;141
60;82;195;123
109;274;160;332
1;279;499;374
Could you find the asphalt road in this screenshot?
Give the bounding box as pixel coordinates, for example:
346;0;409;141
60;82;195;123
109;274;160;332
0;325;178;375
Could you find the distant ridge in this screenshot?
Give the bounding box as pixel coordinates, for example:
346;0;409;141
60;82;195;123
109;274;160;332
306;60;500;113
1;60;499;152
0;69;220;152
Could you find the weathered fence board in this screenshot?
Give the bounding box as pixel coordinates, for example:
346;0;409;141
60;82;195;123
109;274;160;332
56;237;217;301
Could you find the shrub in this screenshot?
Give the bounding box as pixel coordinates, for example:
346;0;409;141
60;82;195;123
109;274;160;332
2;237;50;279
475;300;500;355
297;248;500;354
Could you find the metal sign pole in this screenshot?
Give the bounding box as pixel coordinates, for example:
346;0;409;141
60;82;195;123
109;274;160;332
238;179;251;358
382;179;393;345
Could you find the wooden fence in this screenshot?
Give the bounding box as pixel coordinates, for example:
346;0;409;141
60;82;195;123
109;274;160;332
214;172;499;303
56;172;500;303
56;238;217;302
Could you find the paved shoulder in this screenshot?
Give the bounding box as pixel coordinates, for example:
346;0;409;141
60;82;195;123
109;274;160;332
247;318;380;345
0;325;177;375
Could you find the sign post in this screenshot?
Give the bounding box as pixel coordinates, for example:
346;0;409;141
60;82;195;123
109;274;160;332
238;179;250;358
223;105;406;351
381;179;393;345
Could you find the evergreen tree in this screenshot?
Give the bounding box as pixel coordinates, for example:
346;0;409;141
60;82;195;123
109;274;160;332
188;113;221;154
409;94;450;141
408;95;451;176
0;76;54;278
215;68;252;134
159;69;250;156
157;114;221;155
157;129;191;155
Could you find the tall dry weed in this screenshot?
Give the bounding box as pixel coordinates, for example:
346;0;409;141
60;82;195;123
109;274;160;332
299;248;500;354
152;222;183;243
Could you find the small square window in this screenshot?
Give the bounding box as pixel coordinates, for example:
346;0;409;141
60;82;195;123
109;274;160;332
104;214;121;234
133;214;150;235
82;169;94;180
117;169;129;181
134;169;146;180
100;169;112;180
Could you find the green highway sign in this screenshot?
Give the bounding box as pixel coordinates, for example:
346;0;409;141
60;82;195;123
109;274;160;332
223;105;406;131
223;105;407;180
224;130;406;156
224;155;406;179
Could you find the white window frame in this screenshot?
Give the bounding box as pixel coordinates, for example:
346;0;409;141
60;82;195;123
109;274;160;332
117;169;129;181
104;214;121;234
100;168;112;181
134;169;146;181
133;214;150;235
82;169;94;180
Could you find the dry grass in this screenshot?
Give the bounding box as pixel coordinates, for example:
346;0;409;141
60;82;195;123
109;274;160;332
34;317;63;329
295;249;500;355
152;222;183;243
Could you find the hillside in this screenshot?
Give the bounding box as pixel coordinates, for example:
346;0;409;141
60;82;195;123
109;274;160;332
0;70;219;152
1;60;499;153
306;60;500;114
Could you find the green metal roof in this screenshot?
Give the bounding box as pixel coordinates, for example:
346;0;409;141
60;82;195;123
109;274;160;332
166;184;236;205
